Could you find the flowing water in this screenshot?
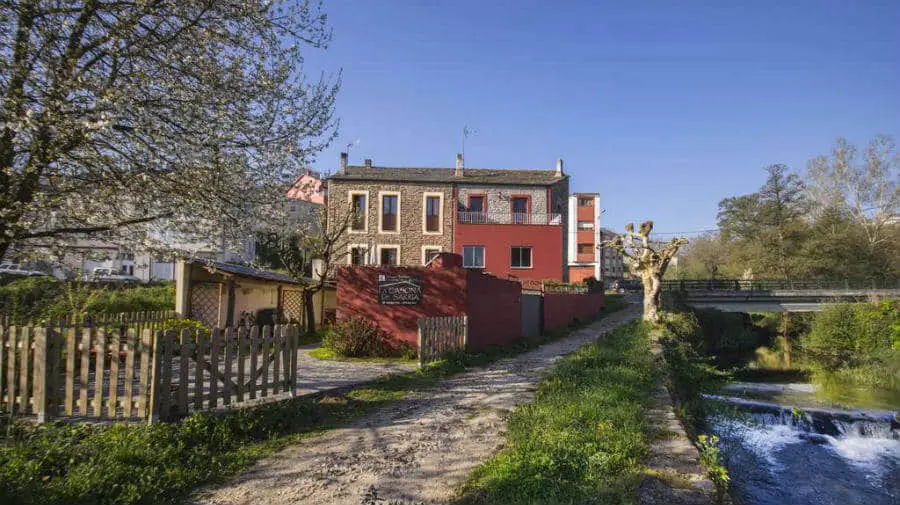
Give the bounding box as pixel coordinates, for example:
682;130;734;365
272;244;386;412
705;383;900;505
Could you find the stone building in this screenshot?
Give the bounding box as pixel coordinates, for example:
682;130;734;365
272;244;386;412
326;153;570;281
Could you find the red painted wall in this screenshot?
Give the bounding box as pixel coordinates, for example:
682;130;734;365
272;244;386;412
543;293;605;332
466;271;522;349
336;262;467;347
568;266;596;284
455;223;563;281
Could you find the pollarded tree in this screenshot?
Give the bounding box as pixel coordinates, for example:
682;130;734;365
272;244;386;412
602;221;688;323
0;1;340;259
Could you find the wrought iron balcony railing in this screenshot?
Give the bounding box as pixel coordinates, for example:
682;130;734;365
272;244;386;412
457;212;563;225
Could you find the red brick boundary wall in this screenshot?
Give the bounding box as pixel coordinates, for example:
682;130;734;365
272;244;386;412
337;253;604;351
466;271;522;349
336;258;466;347
542;293;605;332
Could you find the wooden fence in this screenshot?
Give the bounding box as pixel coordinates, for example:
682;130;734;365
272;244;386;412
416;316;467;367
0;321;300;423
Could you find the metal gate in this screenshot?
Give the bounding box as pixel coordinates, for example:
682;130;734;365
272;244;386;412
521;293;543;338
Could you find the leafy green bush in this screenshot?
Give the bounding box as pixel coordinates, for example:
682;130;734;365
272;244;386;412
84;283;175;314
0;279;174;324
322;317;410;358
802;301;898;371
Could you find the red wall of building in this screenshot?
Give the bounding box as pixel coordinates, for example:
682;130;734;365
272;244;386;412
336;262;467;347
455;223;563;281
466;271;522;349
576;205;595;222
543;293;605;332
568;266;596;284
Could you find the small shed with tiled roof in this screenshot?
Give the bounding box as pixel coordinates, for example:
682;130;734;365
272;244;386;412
174;259;335;328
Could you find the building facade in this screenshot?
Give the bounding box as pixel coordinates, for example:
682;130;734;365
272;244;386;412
566;193;602;283
327;153;570;281
598;227;627;283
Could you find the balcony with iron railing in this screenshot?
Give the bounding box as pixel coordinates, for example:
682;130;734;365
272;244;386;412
457;212;563;226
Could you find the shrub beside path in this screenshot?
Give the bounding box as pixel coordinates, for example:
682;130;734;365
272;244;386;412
194;307;641;505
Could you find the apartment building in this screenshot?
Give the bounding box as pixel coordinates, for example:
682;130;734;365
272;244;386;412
327;153;570;281
566;193;602;283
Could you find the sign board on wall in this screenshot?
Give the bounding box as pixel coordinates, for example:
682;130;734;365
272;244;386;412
378;274;423;305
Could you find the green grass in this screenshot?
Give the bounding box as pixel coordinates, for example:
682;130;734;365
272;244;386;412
308;345;416;364
458;321;658;505
0;296;630;505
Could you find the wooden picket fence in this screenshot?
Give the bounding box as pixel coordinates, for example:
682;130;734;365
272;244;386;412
416;316;467;367
0;321;300;423
151;324;300;421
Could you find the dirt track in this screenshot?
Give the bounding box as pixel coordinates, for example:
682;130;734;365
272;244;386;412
195;307;640;505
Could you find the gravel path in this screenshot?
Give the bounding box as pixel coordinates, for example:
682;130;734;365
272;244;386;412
295;345;416;396
195;307;640;505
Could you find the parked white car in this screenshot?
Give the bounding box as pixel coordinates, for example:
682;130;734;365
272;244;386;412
90;268;141;283
0;263;47;277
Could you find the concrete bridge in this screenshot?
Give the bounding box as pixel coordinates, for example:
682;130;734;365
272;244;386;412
661;279;900;312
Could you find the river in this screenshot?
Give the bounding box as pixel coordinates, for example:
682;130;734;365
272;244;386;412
705;382;900;505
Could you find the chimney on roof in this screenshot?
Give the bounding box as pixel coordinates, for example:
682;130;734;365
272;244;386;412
555;158;564;177
339;152;348;173
364;158;372;168
455;153;464;177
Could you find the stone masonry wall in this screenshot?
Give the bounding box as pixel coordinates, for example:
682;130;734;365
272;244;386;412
327;180;454;267
457;185;549;215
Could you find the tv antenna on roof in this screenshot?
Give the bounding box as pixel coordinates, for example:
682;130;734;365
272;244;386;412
346;139;360;157
461;125;477;166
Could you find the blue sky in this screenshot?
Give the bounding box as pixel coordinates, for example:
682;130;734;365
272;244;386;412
303;0;900;236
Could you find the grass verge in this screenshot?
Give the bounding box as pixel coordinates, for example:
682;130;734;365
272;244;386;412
308;345;416;364
1;297;630;505
458;320;657;505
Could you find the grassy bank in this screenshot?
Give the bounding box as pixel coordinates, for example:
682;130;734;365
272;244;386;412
0;297;628;505
459;320;656;505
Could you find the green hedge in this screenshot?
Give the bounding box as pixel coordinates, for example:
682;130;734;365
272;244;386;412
0;278;174;324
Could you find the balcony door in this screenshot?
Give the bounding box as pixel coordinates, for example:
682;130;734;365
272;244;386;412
511;197;529;224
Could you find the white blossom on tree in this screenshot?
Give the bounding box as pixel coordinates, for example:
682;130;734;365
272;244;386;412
0;1;340;260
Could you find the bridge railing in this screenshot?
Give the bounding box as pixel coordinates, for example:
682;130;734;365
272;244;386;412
660;279;900;292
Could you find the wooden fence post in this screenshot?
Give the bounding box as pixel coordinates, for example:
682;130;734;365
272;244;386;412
417;320;424;368
147;330;165;423
33;327;51;423
289;324;298;395
462;316;469;351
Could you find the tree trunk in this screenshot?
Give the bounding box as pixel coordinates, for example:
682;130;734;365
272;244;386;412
781;312;792;369
304;290;316;335
642;271;662;323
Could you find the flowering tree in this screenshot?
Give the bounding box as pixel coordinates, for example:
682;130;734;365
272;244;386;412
601;221;688;323
0;1;340;259
275;204;360;334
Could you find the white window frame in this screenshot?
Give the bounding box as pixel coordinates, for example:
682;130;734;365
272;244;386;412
511;246;533;269
348;190;369;234
378;191;401;234
463;245;485;269
347;244;370;265
376;244;401;265
422;245;443;265
422;192;444;235
577;221;594;230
